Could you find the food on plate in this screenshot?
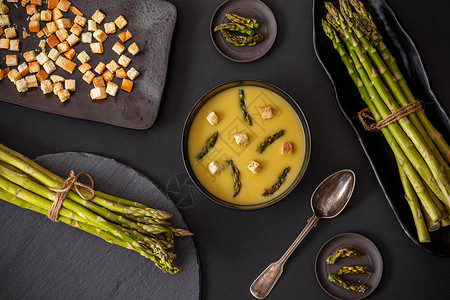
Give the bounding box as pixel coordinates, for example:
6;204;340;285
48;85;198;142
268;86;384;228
328;273;369;293
338;266;372;275
322;0;450;242
247;160;262;174
234;132;249;146
262;167;290;196
257;129;285;153
0;143;192;274
260;104;273;120
214;13;264;47
225;13;259;29
281;142;294;154
326;247;362;264
227;159;241;197
219;29;264;47
239;89;252;126
206;111;219;126
208;161;223;175
196;131;219;159
214;22;255;36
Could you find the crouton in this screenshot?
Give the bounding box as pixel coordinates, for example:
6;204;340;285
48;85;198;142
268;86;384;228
90;86;107;100
26;4;37;15
65;79;76;92
60;58;76;74
53;82;64;95
106;60;119;73
206;112;219;126
43;60;56;74
74;15;86;27
0;15;10;27
46;21;58;34
46;34;60;48
82;70;95;84
56;0;71;12
90;42;103;54
16;78;28;92
118;30;132;42
69;6;83;16
104;22;116;34
57;41;70;53
281;142;294;154
55;18;71;30
36;69;49;82
36;52;49;65
118;54;131;67
102;70;114;82
112;41;126;55
93;29;107;43
66;33;79;46
5;27;17;39
40;79;53;94
41;10;52;21
126;67;139;80
0;38;10;49
48;48;60;61
25;74;38;88
121;78;133;92
50;74;65;83
247;160;262;174
52;8;63;20
208;161;223;175
0;3;10;14
29;20;40;33
63;48;75;60
81;32;92;43
78;63;92;74
234;132;249;146
23;50;36;62
105;81;118;96
28;61;40;73
115;68;126;79
92;76;104;88
260;105;273;120
30;12;41;22
9;39;19;51
127;42;140;55
77;51;91;64
6;54;18;67
114;15;127;29
47;0;58;9
94;62;105;74
70;23;83;36
87;19;97;32
31;0;43;6
57;89;70;102
18;62;29;76
56;28;69;42
37;29;46;38
8;69;22;83
91;10;106;24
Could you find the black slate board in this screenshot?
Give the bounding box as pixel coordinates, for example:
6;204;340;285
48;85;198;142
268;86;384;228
0;152;200;299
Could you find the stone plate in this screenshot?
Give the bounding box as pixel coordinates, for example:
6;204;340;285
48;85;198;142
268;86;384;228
0;152;200;299
0;0;176;130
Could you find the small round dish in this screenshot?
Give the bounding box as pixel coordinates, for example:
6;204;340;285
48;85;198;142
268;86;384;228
210;0;277;62
315;233;383;300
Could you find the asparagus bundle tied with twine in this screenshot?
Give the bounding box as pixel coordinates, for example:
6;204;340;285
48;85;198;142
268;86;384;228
321;0;450;242
0;143;193;274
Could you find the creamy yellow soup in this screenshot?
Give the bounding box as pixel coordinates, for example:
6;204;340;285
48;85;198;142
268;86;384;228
188;85;306;206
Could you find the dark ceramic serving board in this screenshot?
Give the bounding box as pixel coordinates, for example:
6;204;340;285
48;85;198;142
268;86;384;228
0;0;176;130
0;152;200;299
313;0;450;256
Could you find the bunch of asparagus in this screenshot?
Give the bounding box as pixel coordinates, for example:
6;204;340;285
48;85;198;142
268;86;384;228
321;0;450;242
0;143;193;274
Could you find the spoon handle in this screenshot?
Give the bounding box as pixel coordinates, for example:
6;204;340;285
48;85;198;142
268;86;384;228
249;215;319;299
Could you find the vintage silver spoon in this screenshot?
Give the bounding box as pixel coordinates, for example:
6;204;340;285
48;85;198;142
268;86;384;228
250;169;356;299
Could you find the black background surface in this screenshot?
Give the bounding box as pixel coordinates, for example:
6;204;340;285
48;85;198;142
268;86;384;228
1;0;450;299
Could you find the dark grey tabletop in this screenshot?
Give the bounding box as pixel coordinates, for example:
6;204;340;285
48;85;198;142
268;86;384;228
1;0;450;299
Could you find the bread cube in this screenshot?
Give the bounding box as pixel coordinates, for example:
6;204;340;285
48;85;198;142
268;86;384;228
115;68;126;79
52;8;63;20
29;20;40;33
66;34;79;46
87;19;97;31
77;51;91;64
260;105;273;120
57;41;70;53
70;23;83;36
206;112;219;126
5;27;17;39
40;79;53;94
61;59;76;74
0;15;10;27
28;61;40;73
63;48;75;60
118;30;132;42
16;78;28;92
53;82;64;95
90;86;107;100
106;60;119;73
105;81;119;96
78;63;92;74
234;132;249;146
104;22;116;34
41;10;52;21
93;29;107;43
37;29;46;38
56;18;72;29
57;89;70;102
48;48;60;61
82;70;95;84
46;21;58;34
26;4;37;15
0;38;10;49
281;142;294;154
92;76;104;88
127;42;140;55
8;69;22;83
0;3;10;14
81;32;92;43
56;0;71;12
90;42;103;54
94;62;105;74
65;79;76;92
208;161;223;175
112;41;126;55
23;50;37;62
47;0;58;9
74;15;86;27
92;10;106;24
0;27;3;37
69;5;83;16
18;62;30;76
121;78;133;92
55;55;67;69
31;0;43;5
25;74;38;88
46;34;60;48
0;69;5;81
43;60;56;74
6;54;18;67
126;67;139;80
9;39;19;51
56;28;69;41
102;70;114;82
118;54;131;67
36;52;49;65
36;69;49;82
114;15;127;29
247;160;262;174
50;74;65;83
30;12;41;22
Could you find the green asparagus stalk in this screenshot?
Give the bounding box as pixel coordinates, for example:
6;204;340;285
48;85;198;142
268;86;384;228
338;266;372;275
196;131;219;159
257;130;285;153
220;30;264;46
239;89;252;126
214;22;255;36
227;160;241;197
328;273;369;292
225;13;259;29
326;248;361;264
262;167;290;196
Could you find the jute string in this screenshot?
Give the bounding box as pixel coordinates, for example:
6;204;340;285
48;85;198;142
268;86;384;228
358;100;423;131
47;171;95;222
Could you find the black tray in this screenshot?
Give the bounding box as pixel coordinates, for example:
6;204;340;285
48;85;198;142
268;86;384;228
313;0;450;256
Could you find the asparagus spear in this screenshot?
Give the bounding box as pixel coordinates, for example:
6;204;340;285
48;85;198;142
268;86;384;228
257;130;285;153
262;167;290;196
326;248;361;264
214;22;255;36
227;160;241;197
220;30;264;46
239;89;252;126
225;13;259;29
328;274;370;292
196;131;219;159
338;266;373;275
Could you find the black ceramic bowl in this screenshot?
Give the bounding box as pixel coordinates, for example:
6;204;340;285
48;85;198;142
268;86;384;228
182;80;311;210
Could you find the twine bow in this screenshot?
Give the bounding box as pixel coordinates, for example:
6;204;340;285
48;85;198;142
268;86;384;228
47;171;95;222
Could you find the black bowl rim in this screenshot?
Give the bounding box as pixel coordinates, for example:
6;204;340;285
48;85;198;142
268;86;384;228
181;79;312;210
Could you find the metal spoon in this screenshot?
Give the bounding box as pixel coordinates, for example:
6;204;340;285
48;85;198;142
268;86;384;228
250;169;356;299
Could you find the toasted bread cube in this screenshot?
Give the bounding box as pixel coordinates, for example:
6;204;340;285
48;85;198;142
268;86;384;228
112;41;126;55
118;54;131;67
69;5;83;16
118;30;132;43
40;79;52;94
28;61;40;73
9;39;19;51
260;105;273;120
25;74;38;88
0;27;3;37
31;0;43;5
94;62;105;74
90;42;103;54
103;22;115;34
47;0;58;9
78;63;91;74
90;86;107;100
48;48;60;61
0;68;9;80
73;15;86;27
121;78;133;92
37;29;46;38
57;89;70;102
55;56;65;68
41;10;52;21
105;60;119;73
46;34;60;48
206;111;219;126
115;68;126;79
5;27;17;39
8;69;22;83
36;52;49;65
18;62;29;76
50;75;65;83
43;60;56;74
92;76;104;88
81;32;92;43
36;69;49;82
52;8;63;20
46;21;58;34
126;67;139;80
105;81;118;96
63;48;75;60
234;132;249;146
56;0;71;12
87;19;97;31
0;3;10;14
62;59;76;74
208;161;223;175
127;42;140;55
281;142;294;154
57;41;70;53
114;15;127;30
93;29;107;43
0;15;10;27
102;70;113;82
29;20;40;33
82;70;95;84
6;54;18;67
66;34;79;46
69;23;83;36
16;78;28;92
30;12;41;22
65;79;76;91
77;51;91;64
26;4;37;15
91;10;106;24
0;38;10;49
56;18;71;29
23;50;37;62
56;28;69;42
53;81;63;94
247;160;262;174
